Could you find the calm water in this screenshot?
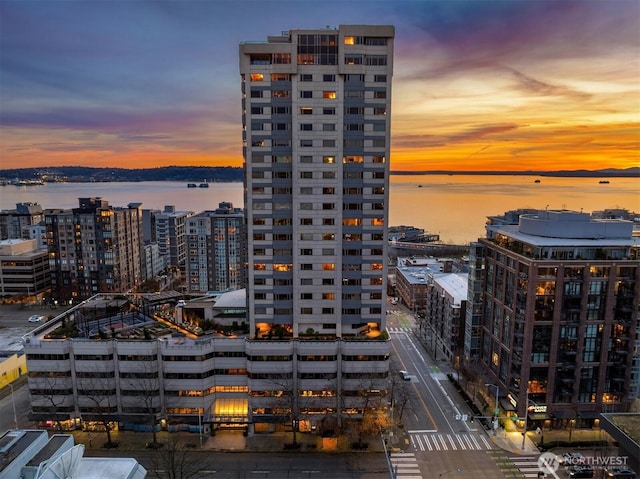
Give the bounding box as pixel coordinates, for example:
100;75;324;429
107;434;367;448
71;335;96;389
1;176;638;244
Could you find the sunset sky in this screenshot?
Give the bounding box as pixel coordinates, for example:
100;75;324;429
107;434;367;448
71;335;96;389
1;0;639;172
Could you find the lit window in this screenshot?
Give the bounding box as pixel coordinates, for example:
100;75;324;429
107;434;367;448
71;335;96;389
250;73;264;82
344;36;355;45
323;91;336;99
322;263;335;271
323;156;335;164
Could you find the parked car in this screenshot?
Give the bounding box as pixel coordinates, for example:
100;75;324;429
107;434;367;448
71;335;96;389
568;465;595;478
399;370;411;381
604;466;637;478
28;315;45;323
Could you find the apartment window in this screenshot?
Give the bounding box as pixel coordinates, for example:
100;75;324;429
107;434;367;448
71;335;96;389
374;75;387;82
272;53;292;64
372;155;385;163
373;123;386;131
300;171;313;179
345;123;363;131
250;73;264;81
345;91;363;99
273;90;290;98
323;156;335;164
322;248;334;255
300;218;313;225
300;233;313;240
322;263;335;271
273;106;290;114
373;91;387;99
322;203;335;210
300;202;313;210
300;107;313;115
322;278;334;285
323;91;336;99
344;54;363;65
301;308;313;314
322;140;336;147
323;108;335;115
251;107;264;114
300;278;313;285
300;156;313;164
271;73;290;81
273;139;290;147
322;218;334;225
323;74;335;82
322;187;335;194
301;293;313;300
374;107;386;115
323;123;336;131
345;107;364;115
300;264;313;270
300;91;313;98
322;171;335;179
365;37;387;46
322;233;335;240
366;55;387;66
300;124;313;131
300;74;313;82
300;139;313;147
250;90;263;98
300;249;313;255
372;138;386;147
252;139;265;147
300;187;313;194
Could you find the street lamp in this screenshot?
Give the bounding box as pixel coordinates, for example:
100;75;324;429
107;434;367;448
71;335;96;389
8;382;18;429
439;468;464;478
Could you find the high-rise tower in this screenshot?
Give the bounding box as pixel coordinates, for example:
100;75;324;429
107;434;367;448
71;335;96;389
240;25;394;339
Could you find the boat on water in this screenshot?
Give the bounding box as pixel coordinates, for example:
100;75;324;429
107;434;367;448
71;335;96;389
187;183;197;188
599;180;610;184
534;179;541;183
417;185;423;188
199;183;209;188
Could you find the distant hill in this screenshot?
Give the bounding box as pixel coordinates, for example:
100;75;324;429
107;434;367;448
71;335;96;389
0;165;244;183
1;165;637;182
390;167;640;177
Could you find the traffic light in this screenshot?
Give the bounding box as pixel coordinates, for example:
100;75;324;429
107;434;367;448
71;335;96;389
470;416;474;423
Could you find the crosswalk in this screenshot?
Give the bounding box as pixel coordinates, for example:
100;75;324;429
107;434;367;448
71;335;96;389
508;454;544;478
388;327;412;333
409;432;494;451
486;450;542;478
390;452;422;479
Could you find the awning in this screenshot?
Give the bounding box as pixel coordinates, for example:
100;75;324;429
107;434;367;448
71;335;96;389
528;413;550;421
552;410;576;419
500;398;516;412
212;398;248;423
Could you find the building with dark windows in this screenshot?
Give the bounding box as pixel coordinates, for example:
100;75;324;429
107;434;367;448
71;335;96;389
0;202;44;240
45;198;143;301
478;209;639;430
185;202;247;294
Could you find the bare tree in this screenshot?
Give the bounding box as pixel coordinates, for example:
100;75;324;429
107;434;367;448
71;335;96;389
267;372;300;448
28;373;73;431
77;374;118;447
150;434;211;479
120;362;162;445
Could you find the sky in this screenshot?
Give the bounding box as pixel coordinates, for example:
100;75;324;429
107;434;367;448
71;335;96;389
1;0;639;172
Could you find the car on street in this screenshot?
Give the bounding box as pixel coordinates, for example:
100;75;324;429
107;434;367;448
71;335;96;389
568;465;595;478
603;466;637;478
28;315;45;323
399;370;411;381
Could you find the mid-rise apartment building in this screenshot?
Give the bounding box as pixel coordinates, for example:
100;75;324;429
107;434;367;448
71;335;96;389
478;210;639;428
45;198;143;301
0;202;44;240
154;206;193;269
185;202;247;294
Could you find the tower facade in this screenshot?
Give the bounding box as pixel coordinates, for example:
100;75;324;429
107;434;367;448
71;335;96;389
185;202;247;294
240;25;394;339
45;198;143;301
479;210;639;428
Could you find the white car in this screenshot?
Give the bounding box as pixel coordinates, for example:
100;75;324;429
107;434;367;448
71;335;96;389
28;315;45;323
